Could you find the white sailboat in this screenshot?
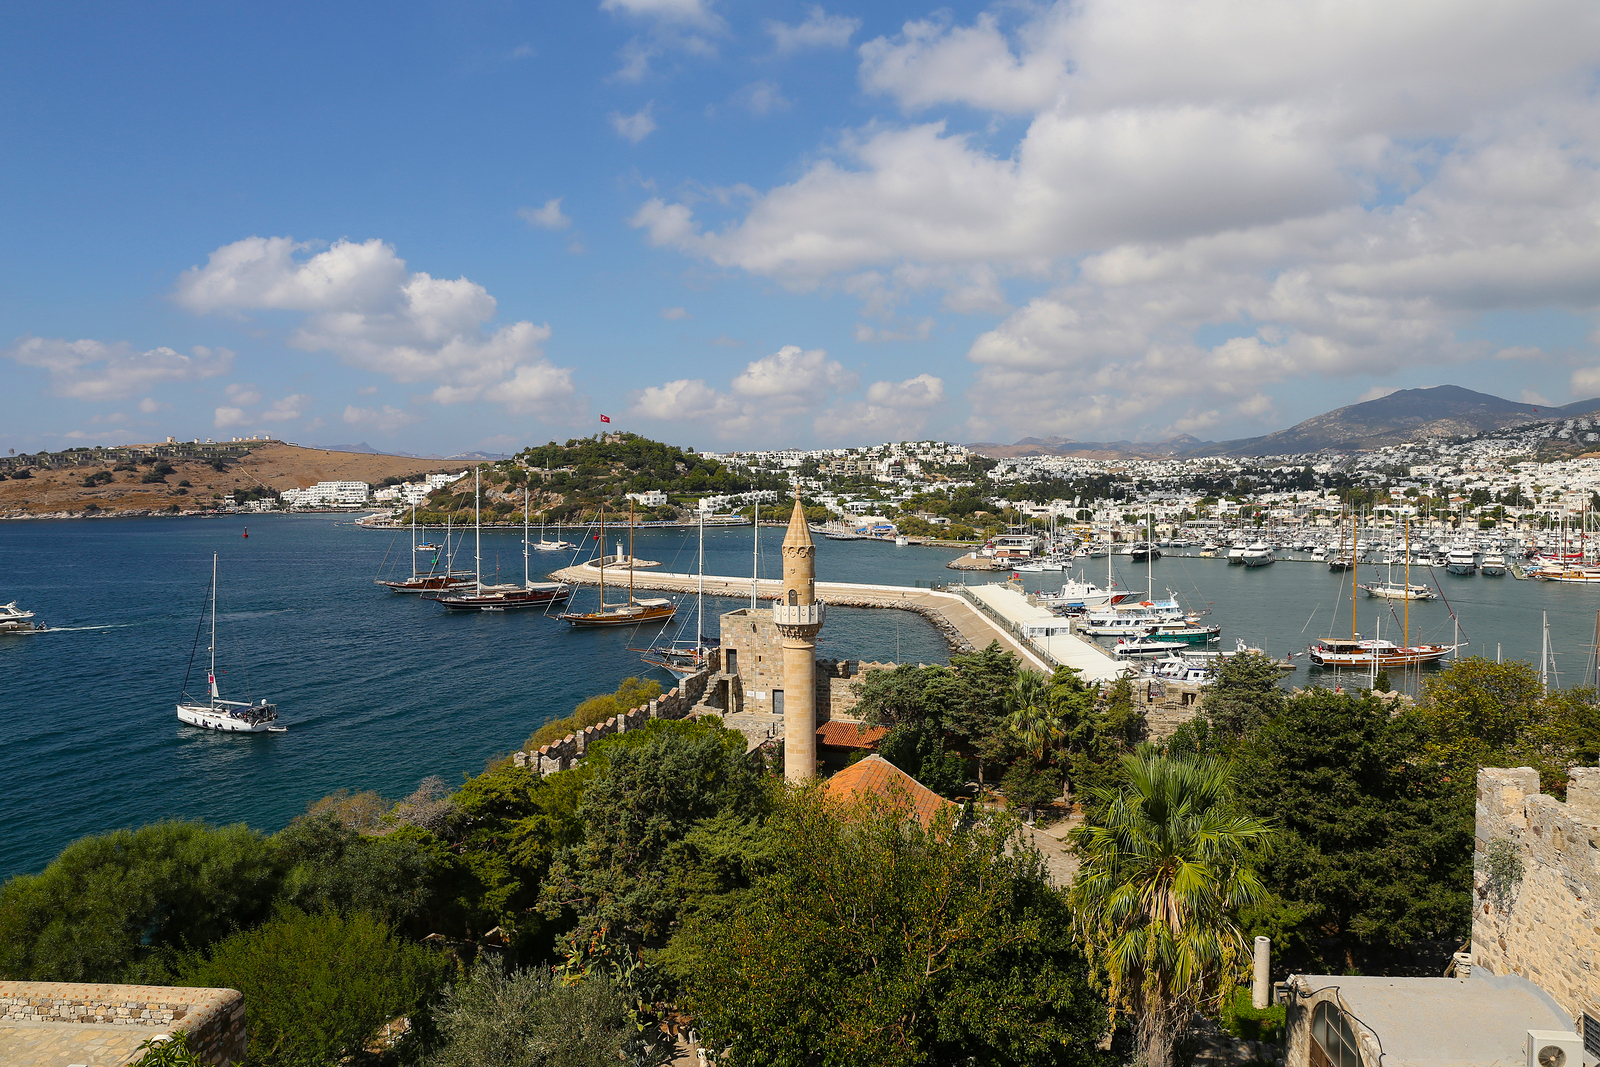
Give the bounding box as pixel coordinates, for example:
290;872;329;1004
176;554;284;733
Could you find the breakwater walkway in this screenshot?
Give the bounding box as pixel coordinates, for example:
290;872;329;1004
546;566;1125;681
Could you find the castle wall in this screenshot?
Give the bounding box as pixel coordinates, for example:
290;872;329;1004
0;982;246;1065
1472;766;1600;1024
514;668;713;775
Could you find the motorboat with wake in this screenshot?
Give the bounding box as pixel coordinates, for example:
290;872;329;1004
0;602;46;633
176;554;285;733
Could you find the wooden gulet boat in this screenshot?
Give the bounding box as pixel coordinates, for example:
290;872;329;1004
429;473;571;611
1309;517;1456;670
636;510;718;676
560;502;677;627
376;502;476;593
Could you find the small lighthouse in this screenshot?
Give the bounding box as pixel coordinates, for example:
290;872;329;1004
775;493;824;782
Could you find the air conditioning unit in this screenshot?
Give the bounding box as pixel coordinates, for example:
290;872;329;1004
1526;1030;1582;1067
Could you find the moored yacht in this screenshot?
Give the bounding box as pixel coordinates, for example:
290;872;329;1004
176;554;284;733
1306;636;1456;668
1035;578;1135;612
1240;542;1275;567
1445;544;1477;575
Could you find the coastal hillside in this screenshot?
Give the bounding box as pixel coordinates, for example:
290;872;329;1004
0;443;464;519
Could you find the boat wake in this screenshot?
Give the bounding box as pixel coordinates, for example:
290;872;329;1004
33;623;136;633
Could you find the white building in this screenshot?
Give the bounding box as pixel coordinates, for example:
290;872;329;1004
627;489;668;507
282;480;370;507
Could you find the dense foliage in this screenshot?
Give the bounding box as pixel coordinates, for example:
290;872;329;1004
670;787;1110;1067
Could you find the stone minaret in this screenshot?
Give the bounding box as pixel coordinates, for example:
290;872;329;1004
775;493;824;782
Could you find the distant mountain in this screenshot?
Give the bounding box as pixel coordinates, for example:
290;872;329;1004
446;450;513;462
1192;385;1600;457
308;441;432;458
973;385;1600;461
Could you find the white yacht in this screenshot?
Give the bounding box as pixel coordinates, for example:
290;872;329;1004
0;601;45;633
1240;542;1275;567
1226;544;1246;565
1081;596;1194;636
1445;545;1477;575
1035;578;1133;612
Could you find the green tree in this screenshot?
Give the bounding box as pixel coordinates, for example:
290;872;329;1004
1201;652;1285;737
672;787;1109;1067
180;909;445;1067
1417;657;1553;783
1234;688;1473;970
538;719;767;952
0;821;279;983
1008;670;1063;762
272;812;448;938
1071;748;1272;1067
427;961;639;1067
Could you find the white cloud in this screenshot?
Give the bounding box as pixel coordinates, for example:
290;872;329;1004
213;391;311;429
732;80;791;116
138;397;162;414
174;236;574;416
6;337;232;401
660;306;690;320
225;382;262;406
1520;389;1554;406
768;6;860;52
610;104;658;143
629;344;855;437
814;374;946;441
602;0;715;26
214;406;247;429
628;0;1600;440
519;198;571;230
342;404;418;433
1357;386;1400;403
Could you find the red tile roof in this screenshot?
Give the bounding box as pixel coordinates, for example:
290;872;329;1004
824;755;954;828
816;720;887;749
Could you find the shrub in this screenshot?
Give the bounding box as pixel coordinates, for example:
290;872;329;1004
178;909;446;1067
427;962;636;1067
0;821;279;983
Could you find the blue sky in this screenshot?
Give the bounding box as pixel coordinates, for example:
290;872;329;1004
5;0;1600;455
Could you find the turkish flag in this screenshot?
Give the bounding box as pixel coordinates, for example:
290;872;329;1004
600;414;611;423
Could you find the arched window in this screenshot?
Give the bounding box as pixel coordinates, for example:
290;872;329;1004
1310;1000;1362;1067
787;589;797;605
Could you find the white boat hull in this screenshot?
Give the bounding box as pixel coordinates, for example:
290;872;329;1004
176;703;281;732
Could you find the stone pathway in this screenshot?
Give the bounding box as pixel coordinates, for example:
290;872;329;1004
0;1020;161;1066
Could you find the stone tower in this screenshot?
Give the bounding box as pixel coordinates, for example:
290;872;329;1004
775;493;824;782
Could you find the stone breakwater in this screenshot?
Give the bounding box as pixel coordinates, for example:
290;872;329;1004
0;981;246;1065
822;593;975;654
512;669;713;775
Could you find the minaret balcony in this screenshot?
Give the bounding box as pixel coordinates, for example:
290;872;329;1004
772;602;824;628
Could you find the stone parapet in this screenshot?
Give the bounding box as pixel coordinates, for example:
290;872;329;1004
514;668;713;775
0;982;245;1065
1472;765;1600;1023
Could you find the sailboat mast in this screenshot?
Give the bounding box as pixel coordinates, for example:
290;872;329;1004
473;466;482;593
411;502;418;579
1542;610;1551;694
629;499;636;605
599;506;606;607
209;552;218;704
523;487;530;588
1352;509;1359;639
1403;519;1410;646
751;501;759;609
1146;503;1153;599
697;509;705;643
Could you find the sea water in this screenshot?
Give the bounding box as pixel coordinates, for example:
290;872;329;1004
3;518;1596;879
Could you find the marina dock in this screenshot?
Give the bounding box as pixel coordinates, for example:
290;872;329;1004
545;565;1125;681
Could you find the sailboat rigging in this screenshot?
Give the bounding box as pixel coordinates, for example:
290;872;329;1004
376;499;475;594
636;510;718;676
429;470;571;611
560;500;677;627
176;553;284;732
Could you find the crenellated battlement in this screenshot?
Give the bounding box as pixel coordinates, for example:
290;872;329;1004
513;668;713;776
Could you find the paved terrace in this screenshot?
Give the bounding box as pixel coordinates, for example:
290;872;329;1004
546;567;1124;681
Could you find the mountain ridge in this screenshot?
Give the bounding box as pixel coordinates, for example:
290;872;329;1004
970;386;1600;460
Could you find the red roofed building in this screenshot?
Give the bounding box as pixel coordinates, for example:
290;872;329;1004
815;720;887;773
824;754;955;828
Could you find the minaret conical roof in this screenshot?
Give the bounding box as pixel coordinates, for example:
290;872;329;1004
782;492;813;549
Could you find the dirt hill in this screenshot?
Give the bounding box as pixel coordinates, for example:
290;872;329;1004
0;443;470;519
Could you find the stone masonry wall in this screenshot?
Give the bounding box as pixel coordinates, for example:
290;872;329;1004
0;982;246;1065
1472;766;1600;1023
514;668;713;775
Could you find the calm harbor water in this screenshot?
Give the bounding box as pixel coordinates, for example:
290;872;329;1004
3;517;1596;879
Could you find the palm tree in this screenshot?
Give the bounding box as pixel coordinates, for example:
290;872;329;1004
1006;670;1062;763
1069;746;1273;1067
